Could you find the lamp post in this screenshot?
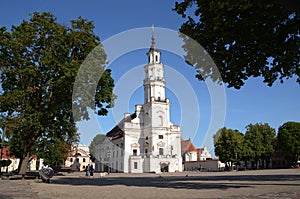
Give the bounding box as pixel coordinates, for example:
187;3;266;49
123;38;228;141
107;150;111;174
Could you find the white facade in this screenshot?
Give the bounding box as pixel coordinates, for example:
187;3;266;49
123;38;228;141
198;146;212;161
64;144;94;171
95;28;183;173
0;158;41;173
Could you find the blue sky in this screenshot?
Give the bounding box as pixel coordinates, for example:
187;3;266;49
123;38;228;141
1;1;299;153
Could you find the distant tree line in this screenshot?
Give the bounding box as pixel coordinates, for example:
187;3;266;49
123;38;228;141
214;121;300;170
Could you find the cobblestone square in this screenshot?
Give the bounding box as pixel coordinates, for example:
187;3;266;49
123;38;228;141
1;169;299;199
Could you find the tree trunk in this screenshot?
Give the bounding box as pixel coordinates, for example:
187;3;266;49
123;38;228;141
19;152;30;177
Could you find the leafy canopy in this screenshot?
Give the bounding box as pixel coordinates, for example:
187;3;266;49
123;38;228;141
245;123;276;162
174;0;300;89
277;121;300;164
214;127;244;166
89;133;106;159
0;12;115;173
214;123;276;169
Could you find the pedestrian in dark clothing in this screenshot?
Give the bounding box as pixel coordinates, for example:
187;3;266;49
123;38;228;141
85;164;90;177
89;164;94;177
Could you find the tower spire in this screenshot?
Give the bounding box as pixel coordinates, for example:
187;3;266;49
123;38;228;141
147;24;161;64
150;24;156;50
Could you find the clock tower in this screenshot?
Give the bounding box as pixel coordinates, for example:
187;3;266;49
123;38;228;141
142;25;173;159
144;25;166;103
96;26;182;173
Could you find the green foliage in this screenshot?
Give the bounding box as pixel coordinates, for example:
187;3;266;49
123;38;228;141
214;127;244;168
245;123;276;167
0;12;115;174
277;121;300;165
214;123;276;169
89;133;106;156
35;131;79;168
213;128;222;146
174;0;300;89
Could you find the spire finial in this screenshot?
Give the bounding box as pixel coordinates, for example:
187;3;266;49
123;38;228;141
151;24;156;50
152;24;154;37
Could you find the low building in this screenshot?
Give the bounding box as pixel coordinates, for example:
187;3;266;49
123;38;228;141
184;159;225;171
0;146;42;172
181;138;214;170
64;144;94;172
197;147;212;161
181;138;197;163
271;149;289;169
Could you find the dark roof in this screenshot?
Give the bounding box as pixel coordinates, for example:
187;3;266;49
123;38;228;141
106;113;137;139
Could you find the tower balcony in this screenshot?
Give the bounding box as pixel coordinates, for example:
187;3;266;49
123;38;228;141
129;155;142;160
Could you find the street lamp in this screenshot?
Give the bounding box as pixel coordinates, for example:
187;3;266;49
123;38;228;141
107;150;111;174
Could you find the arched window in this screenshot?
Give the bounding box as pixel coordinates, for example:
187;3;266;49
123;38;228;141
159;116;163;126
155;55;158;62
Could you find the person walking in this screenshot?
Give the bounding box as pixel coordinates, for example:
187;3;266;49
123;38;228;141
89;163;94;177
85;164;90;177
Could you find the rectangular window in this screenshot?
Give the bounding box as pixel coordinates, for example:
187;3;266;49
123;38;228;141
159;148;164;155
159;135;163;139
134;162;138;169
133;149;137;156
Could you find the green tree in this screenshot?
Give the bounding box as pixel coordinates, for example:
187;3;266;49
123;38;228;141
277;121;300;166
239;138;253;169
245;123;276;169
213;128;222;146
89;133;106;158
174;0;300;89
0;12;115;175
214;127;244;170
34;133;79;169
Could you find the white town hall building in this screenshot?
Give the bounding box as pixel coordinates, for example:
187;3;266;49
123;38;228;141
95;28;183;173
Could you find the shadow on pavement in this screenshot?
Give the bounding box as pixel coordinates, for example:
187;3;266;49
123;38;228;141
45;173;300;191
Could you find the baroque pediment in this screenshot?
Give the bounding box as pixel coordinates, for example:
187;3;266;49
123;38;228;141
157;141;165;147
131;143;140;148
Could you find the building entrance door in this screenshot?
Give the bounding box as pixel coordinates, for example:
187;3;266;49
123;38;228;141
160;163;169;172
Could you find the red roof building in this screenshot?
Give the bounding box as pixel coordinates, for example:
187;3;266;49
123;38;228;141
0;146;14;159
181;138;197;153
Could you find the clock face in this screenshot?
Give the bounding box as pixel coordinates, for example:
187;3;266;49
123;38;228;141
157;68;162;77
